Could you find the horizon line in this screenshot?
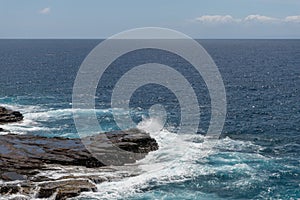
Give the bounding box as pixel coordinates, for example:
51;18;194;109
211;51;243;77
0;38;300;40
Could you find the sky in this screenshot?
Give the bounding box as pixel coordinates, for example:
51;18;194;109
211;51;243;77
0;0;300;39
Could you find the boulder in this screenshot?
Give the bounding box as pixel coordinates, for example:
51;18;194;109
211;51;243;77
0;106;23;124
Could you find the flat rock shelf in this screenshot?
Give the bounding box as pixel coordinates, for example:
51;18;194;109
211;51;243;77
0;107;159;200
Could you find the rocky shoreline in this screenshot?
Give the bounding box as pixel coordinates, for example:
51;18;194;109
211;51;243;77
0;106;159;200
0;106;23;125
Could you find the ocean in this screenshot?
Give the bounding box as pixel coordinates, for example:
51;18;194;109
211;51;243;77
0;39;299;199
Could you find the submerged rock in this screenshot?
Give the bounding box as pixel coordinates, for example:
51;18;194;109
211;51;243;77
0;106;23;124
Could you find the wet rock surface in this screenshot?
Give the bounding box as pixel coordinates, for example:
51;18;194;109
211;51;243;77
0;106;23;124
0;129;158;175
37;179;98;199
0;130;158;199
0;107;158;199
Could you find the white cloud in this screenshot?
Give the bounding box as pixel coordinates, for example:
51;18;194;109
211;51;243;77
194;14;300;24
39;7;51;15
285;16;300;23
195;15;236;23
244;15;278;23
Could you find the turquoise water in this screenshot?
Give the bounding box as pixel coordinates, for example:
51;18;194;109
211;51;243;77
0;40;299;199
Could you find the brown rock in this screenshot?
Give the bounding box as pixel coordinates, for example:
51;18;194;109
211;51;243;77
37;179;97;200
0;106;158;199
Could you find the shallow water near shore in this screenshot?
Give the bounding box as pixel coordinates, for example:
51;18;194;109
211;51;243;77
0;39;299;199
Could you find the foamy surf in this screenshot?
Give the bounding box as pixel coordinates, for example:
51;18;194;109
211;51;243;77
70;118;214;199
0;103;127;136
0;104;269;199
70;117;268;200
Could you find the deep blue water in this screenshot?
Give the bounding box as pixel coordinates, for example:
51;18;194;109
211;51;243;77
0;39;299;199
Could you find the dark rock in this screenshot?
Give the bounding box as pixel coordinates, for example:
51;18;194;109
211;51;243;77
57;175;107;184
37;179;97;200
9;197;30;200
0;127;9;132
0;128;158;199
0;184;20;195
0;173;112;199
0;128;158;178
0;182;34;197
0;129;158;180
0;106;23;124
0;106;158;199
